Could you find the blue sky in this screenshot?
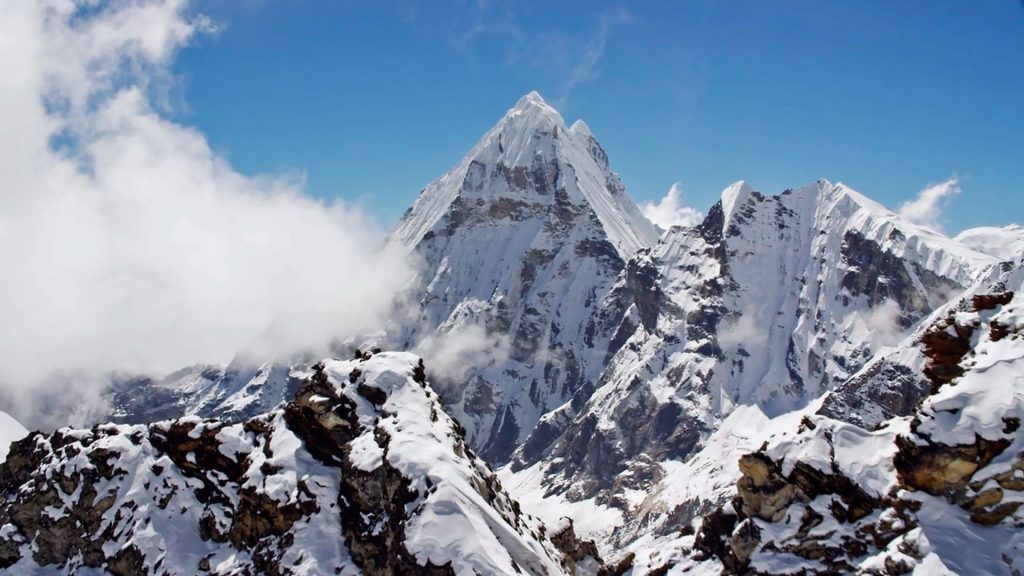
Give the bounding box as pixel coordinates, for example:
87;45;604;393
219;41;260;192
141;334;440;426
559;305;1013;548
175;1;1024;232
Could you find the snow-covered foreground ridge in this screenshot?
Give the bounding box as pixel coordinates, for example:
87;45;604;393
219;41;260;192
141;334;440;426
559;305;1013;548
637;262;1024;574
0;352;612;575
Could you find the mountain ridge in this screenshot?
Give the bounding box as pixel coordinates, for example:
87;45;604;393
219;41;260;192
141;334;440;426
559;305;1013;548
385;91;659;463
0;352;603;575
10;91;1020;575
498;173;1002;559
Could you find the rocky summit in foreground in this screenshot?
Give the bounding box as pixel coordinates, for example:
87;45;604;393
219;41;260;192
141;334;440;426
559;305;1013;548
0;352;610;575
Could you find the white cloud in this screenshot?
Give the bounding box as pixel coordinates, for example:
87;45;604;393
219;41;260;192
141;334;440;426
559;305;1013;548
641;182;704;231
0;0;412;426
863;299;905;351
400;3;629;108
413;324;510;386
897;177;961;232
718;308;768;351
556;9;622;105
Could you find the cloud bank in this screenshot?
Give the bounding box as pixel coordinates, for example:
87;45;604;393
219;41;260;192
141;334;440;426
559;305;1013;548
641;182;704;231
0;0;411;425
898;177;961;232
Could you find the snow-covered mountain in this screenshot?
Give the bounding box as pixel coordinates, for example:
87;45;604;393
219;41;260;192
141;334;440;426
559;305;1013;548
499;177;998;556
669;257;1024;574
25;92;1022;574
93;92;660;471
955;224;1024;261
108;359;298;425
0;352;610;575
387;91;658;463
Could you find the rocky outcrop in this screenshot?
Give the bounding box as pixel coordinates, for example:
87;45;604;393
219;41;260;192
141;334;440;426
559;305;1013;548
692;447;888;574
283;362;445;575
0;416;314;574
839;230;961;324
549;519;605;575
0;352;576;575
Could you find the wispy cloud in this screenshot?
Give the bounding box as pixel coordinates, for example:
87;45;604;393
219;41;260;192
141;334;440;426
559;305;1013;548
641;182;704;231
556;7;631;107
397;0;523;49
863;299;907;352
898;177;961;232
397;1;631;107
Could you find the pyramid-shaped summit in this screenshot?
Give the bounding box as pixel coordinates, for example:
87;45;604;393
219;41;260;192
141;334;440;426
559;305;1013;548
390;91;657;257
388;91;657;462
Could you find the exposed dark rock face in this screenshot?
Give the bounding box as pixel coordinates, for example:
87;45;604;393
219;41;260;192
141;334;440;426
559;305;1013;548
818;363;930;428
622;250;670;334
839;230;961;326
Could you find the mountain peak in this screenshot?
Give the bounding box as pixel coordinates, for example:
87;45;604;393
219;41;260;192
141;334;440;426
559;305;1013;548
720;179;756;233
569;119;593;138
502;91;564;133
391;91;657;256
514;90;547;108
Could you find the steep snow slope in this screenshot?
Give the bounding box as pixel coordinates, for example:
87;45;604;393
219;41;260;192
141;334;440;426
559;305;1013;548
502;179;996;553
955;224;1024;261
0;352;593;575
0;410;27;462
387;91;657;462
